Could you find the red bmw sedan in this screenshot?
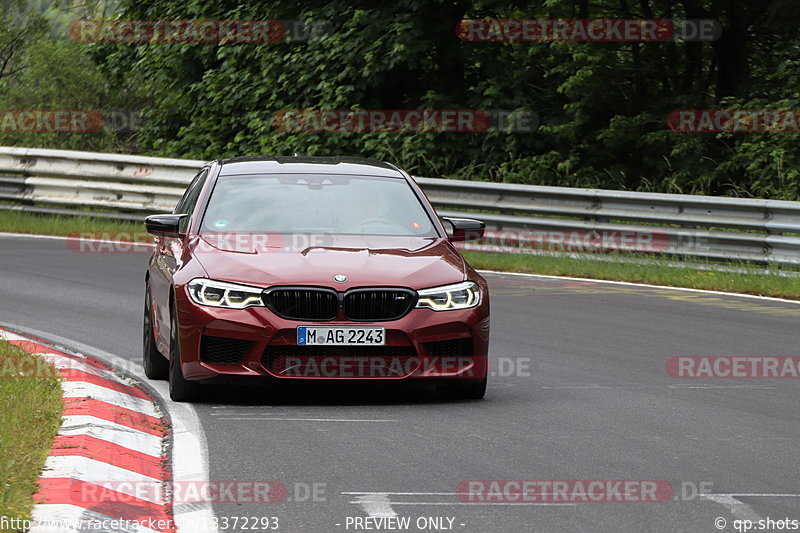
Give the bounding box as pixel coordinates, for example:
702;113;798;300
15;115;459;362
143;156;489;402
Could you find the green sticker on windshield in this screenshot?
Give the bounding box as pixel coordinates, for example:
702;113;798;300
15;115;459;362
213;220;228;228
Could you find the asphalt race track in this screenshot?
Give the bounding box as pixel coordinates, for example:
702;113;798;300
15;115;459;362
1;234;798;533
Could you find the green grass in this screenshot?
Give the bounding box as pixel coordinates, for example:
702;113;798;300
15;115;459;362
463;251;800;300
0;340;63;529
0;210;143;236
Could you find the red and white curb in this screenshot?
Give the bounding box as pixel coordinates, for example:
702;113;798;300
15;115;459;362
0;328;174;533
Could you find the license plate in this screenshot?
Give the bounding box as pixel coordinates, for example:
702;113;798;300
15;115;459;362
297;326;385;346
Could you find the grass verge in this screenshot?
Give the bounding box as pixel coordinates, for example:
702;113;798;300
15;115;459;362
0;340;63;530
463;251;800;300
0;210;143;236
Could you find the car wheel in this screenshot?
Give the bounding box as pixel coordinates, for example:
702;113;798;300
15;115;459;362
168;300;201;402
143;285;168;380
441;377;487;400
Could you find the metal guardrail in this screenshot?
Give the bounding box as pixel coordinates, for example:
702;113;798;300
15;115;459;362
1;146;799;265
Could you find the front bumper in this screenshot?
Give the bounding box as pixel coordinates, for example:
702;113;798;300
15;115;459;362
174;286;489;382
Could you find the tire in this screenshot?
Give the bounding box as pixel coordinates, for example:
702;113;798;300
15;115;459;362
168;300;201;402
143;285;169;380
441;377;487;400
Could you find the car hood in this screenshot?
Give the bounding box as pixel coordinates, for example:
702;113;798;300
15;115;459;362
191;234;466;290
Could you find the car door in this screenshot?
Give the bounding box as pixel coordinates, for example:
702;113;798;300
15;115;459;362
150;168;209;350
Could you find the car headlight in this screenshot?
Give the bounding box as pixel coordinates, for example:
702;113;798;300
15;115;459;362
416;281;481;311
187;278;264;309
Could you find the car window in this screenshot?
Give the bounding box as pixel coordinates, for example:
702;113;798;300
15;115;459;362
201;173;437;237
174;169;209;232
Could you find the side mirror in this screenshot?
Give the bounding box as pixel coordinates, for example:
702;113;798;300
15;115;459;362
441;217;485;242
145;214;188;237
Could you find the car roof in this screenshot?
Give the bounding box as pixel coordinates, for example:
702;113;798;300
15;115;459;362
216;156;405;178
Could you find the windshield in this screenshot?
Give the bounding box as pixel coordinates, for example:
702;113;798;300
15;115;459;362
200;173;438;237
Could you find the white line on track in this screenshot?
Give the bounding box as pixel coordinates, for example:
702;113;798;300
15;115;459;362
209;412;291;415
668;384;776;389
541;385;778;390
351;501;577;506
477;269;800;305
351;493;398;517
701;494;763;522
343;491;800;497
343;492;468;495
345;491;578;517
541;385;649;389
714;493;800;498
210;405;281;408
216;417;397;422
160;398;219;533
343;489;797;516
